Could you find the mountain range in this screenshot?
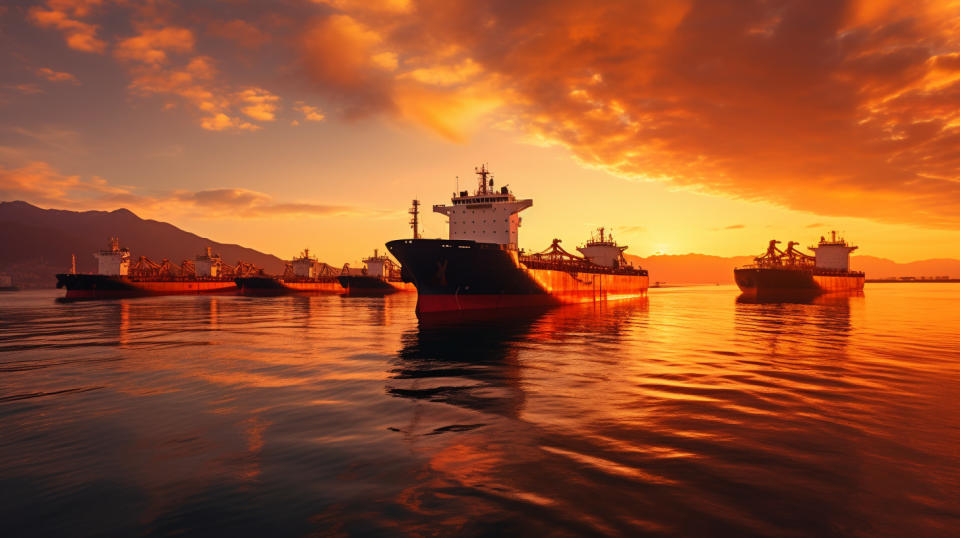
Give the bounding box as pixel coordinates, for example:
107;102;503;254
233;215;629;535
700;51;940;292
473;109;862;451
0;201;286;288
1;200;958;288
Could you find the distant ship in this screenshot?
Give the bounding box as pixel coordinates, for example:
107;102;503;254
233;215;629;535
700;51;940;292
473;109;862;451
0;273;18;291
734;232;865;296
337;249;416;296
386;165;648;315
56;238;257;299
235;248;342;295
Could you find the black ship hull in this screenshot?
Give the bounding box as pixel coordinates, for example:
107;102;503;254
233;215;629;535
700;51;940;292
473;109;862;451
734;267;865;297
337;275;415;296
56;273;238;299
235;276;342;295
385;238;648;316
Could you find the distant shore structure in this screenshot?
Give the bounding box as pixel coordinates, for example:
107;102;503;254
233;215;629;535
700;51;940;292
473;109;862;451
866;276;958;283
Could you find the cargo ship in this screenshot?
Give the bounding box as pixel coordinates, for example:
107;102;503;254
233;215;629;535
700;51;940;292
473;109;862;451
0;273;17;291
235;249;342;295
56;239;257;299
337;249;416;296
734;232;865;296
386;165;648;316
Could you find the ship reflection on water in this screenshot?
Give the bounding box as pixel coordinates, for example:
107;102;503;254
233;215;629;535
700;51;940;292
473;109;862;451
389;314;538;421
736;289;865;305
1;288;959;536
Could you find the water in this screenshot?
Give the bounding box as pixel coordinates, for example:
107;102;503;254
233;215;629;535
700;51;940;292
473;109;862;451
1;285;958;537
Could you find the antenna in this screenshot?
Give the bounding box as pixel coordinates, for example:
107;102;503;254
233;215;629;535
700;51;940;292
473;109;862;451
409;199;421;239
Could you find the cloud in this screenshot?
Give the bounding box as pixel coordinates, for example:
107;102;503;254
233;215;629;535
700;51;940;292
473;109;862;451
114;26;195;64
1;84;45;95
207;19;270;49
295;102;325;121
123;49;266;131
17;1;960;227
36;67;79;84
0;161;142;209
724;224;745;230
27;0;106;53
0;161;379;218
200;113;259;132
293;0;960;227
806;222;826;228
238;88;279;122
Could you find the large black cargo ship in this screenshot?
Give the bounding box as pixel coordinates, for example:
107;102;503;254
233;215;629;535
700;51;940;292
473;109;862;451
56;239;256;299
386;166;648;316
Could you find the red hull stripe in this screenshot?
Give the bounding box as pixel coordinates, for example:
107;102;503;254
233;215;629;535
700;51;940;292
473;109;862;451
344;282;417;294
64;282;237;299
416;289;647;314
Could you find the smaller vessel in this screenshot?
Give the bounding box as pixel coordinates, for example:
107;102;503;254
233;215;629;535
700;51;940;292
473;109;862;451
56;238;256;299
734;231;865;296
0;273;18;291
337;249;416;296
235;248;342;295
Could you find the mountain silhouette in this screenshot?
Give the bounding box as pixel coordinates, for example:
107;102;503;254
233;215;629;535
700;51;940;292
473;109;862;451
0;201;286;288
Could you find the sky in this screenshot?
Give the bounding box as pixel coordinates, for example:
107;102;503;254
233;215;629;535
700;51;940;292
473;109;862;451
2;0;960;266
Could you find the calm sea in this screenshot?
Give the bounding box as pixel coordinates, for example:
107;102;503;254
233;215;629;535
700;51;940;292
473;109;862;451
1;285;958;537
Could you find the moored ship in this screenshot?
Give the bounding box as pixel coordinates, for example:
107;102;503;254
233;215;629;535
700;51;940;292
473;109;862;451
337;249;416;296
0;273;17;291
386;165;648;316
734;232;865;296
56;239;258;299
235;249;342;295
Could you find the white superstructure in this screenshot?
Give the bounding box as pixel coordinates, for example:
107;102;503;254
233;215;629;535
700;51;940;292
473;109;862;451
809;231;857;271
577;228;628;268
433;165;533;250
362;249;399;279
194;246;222;277
95;237;130;276
291;248;322;278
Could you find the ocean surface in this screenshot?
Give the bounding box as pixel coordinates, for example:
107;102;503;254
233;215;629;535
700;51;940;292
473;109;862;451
1;285;958;537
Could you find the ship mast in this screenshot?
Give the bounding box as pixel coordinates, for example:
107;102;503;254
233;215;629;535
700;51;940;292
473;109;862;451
475;164;491;195
409;199;421;239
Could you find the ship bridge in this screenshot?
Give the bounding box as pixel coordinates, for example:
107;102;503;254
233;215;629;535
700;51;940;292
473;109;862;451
809;231;858;271
433;165;533;250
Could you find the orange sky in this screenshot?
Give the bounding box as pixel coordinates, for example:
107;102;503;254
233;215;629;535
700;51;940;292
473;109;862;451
2;0;960;265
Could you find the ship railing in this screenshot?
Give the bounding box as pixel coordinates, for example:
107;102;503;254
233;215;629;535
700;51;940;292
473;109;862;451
520;257;647;276
738;263;864;276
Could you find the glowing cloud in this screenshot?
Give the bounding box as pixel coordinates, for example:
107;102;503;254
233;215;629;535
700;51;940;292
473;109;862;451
295;102;326;122
35;67;80;84
0;162;379;218
28;0;106;53
114;26;195;64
